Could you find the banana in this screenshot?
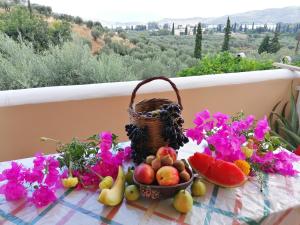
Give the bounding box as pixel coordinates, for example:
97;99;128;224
98;166;125;206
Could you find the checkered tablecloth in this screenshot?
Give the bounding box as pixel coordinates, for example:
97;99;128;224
0;141;299;225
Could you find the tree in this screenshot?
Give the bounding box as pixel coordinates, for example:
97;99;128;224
49;20;72;45
233;22;237;33
0;7;49;51
91;27;103;40
193;26;196;35
252;22;254;30
194;23;202;59
86;20;93;29
94;21;103;28
171;23;175;35
74;16;83;25
27;0;32;17
269;31;281;53
295;32;300;53
163;23;169;30
258;35;270;54
184;25;188;35
222;17;231;51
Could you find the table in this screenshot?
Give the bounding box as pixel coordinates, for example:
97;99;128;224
0;141;299;225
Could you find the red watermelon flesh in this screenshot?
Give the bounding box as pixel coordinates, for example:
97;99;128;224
188;153;247;188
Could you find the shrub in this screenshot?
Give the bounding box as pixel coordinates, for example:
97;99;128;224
0;7;49;51
178;52;273;76
91;27;102;41
48;20;72;45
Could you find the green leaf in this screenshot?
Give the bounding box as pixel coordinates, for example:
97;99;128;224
280;127;300;147
290;92;299;133
281;101;288;118
269;130;295;150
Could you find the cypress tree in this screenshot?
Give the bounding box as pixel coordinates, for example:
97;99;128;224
258;35;270;54
233;22;237;33
269;31;281;53
252;22;254;30
185;25;188;35
222;17;231;51
171;23;175;35
193;26;196;35
28;0;32;17
194;23;202;59
295;32;300;54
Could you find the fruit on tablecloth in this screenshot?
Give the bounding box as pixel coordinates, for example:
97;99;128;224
125;168;134;185
173;190;193;213
156;147;177;161
98;166;125;206
99;176;114;190
125;185;140;201
188;153;247;188
161;155;174;166
179;170;190;182
151;158;162;171
242;146;254;158
173;160;185;172
156;166;180;186
62;177;79;188
134;163;155;185
191;178;206;197
146;155;156;165
234;160;251;176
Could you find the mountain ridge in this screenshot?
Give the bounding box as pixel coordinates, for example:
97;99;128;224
102;6;300;27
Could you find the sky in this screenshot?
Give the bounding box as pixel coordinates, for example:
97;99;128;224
31;0;299;23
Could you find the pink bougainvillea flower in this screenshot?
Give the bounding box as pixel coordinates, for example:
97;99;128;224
186;127;204;144
31;185;57;208
2;162;23;182
194;109;210;126
2;181;27;201
100;132;113;151
213;112;230;126
24;169;44;184
254;116;270;141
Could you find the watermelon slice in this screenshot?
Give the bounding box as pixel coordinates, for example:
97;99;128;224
188;153;247;188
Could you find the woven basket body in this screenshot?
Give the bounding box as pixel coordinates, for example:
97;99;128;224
128;77;183;155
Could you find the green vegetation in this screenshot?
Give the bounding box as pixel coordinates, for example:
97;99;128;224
0;7;71;51
269;91;300;150
258;35;270;54
194;23;202;59
178;52;273;76
221;17;231;51
0;3;299;91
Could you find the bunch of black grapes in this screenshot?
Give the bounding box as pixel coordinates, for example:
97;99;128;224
160;103;189;149
125;124;150;164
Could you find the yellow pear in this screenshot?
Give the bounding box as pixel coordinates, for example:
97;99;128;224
173;190;193;213
98;166;125;206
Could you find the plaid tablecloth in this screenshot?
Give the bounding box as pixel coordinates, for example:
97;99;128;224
0;141;299;225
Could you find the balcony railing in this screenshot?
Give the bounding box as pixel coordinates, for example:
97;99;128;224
0;68;299;161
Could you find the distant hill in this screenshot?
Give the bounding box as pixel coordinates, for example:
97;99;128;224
158;6;300;25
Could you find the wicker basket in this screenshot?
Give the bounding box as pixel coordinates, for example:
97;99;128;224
128;76;183;155
133;166;193;199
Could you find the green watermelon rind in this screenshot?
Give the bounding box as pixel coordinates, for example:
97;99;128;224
188;157;247;188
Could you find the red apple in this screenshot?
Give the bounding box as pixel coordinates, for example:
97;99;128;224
134;163;155;185
156;146;177;161
156;166;180;186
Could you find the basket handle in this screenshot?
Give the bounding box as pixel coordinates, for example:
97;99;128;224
129;76;183;110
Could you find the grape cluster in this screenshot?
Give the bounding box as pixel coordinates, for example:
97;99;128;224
125;124;150;164
160;103;189;150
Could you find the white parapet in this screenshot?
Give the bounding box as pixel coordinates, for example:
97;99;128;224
0;69;299;107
